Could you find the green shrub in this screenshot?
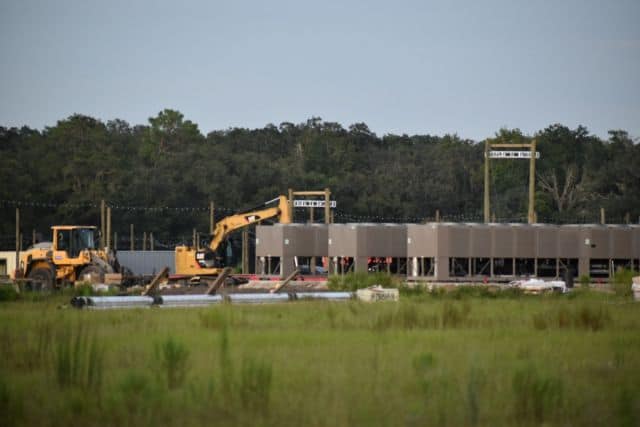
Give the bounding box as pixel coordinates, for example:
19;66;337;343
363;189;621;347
157;337;190;389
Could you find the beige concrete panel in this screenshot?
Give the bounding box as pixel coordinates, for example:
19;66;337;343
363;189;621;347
328;224;358;257
469;224;491;257
447;224;470;257
256;225;283;257
491;224;514;258
350;224;407;257
313;225;329;255
558;226;581;258
407;224;438;257
514;226;536;258
610;226;633;259
582;226;610;259
536;225;558;258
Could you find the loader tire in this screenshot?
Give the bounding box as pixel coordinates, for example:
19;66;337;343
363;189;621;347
78;265;106;284
27;266;54;291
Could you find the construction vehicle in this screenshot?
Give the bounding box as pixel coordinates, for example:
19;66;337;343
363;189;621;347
18;225;123;290
174;195;291;277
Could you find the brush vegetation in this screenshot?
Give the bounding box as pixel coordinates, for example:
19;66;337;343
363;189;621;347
0;287;639;426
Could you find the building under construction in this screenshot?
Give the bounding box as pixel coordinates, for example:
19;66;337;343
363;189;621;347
256;223;640;281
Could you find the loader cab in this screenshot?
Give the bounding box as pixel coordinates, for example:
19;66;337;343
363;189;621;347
53;226;97;259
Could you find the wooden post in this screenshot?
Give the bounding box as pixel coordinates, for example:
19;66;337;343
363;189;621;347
270;268;299;294
242;229;249;274
484;140;490;223
435;209;440;222
32;229;36;246
114;232;118;251
288;188;294;221
150;232;154;251
209;201;215;234
206;267;232;295
100;199;106;246
142;266;169;296
106;206;112;249
600;207;605;225
143;232;147;251
15;208;20;277
130;224;134;251
528;139;537;224
324;188;331;224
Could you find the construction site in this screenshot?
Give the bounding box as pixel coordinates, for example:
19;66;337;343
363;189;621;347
2;140;639;297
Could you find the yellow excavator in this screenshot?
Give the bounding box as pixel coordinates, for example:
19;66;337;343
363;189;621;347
18;225;123;290
174;195;291;277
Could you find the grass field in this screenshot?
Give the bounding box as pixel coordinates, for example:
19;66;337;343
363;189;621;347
0;286;639;426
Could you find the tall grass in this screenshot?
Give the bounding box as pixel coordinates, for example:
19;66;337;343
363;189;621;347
156;337;190;389
54;322;104;391
0;290;638;426
532;304;611;331
512;364;563;424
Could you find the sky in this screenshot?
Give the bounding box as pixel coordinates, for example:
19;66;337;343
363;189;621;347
1;0;639;140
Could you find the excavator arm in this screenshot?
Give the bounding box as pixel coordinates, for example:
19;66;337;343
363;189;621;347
208;195;291;252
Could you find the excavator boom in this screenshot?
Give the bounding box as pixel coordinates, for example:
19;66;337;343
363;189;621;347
209;195;291;251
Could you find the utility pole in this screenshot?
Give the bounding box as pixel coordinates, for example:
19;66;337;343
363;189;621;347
324;188;331;224
15;208;20;277
100;199;106;246
288;188;294;221
528;139;537;224
484;141;490;223
242;229;249;273
106;206;112;249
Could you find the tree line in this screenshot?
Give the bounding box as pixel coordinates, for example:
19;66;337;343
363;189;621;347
1;109;639;249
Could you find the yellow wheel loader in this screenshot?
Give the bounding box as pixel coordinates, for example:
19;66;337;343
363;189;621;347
18;225;123;290
174;195;291;278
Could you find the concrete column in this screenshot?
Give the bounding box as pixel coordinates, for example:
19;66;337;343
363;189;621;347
434;256;450;281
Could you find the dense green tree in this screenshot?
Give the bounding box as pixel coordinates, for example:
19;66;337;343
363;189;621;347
0;113;638;249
